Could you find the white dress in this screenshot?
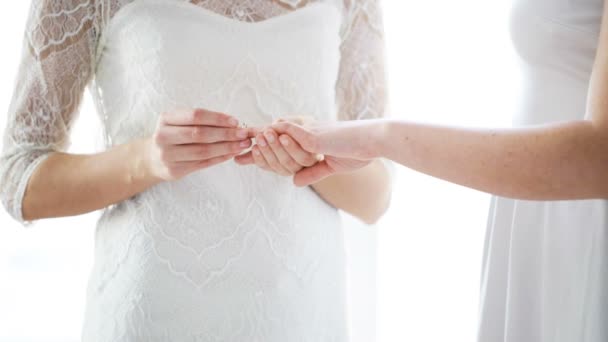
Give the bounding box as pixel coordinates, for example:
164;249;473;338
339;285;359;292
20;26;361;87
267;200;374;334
479;0;608;341
0;1;387;341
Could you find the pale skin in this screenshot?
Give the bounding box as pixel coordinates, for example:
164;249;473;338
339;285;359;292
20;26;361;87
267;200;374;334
269;0;608;200
234;117;391;224
22;109;391;224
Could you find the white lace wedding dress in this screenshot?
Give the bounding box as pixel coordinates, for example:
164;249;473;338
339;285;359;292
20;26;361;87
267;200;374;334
0;1;387;341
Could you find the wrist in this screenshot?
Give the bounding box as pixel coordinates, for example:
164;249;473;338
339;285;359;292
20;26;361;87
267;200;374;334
128;138;164;186
369;119;392;159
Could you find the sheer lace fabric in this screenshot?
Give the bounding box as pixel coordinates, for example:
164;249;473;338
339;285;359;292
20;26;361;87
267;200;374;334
1;0;387;223
1;1;387;341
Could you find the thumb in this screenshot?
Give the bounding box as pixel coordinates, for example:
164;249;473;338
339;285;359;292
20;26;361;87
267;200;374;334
272;122;318;153
293;161;335;187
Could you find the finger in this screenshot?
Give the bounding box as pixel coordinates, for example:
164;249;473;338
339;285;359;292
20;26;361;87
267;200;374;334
192;152;240;171
171;152;240;176
234;151;255;165
256;134;291;176
264;130;302;174
271;122;317;153
251;146;272;171
165;140;252;162
156;126;256;145
273;116;308;125
161;108;239;127
278;134;318;167
247;126;265;136
293;161;335;187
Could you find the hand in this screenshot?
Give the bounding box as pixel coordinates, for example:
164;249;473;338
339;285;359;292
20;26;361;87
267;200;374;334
234;117;320;177
145;108;256;181
271;120;385;186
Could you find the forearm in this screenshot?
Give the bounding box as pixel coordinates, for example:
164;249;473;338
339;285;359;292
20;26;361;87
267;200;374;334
22;138;161;220
377;119;608;200
311;159;391;224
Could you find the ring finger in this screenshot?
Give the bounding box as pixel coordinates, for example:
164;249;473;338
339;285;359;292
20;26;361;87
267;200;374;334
256;134;291;176
167;140;251;162
263;130;302;174
251;146;271;171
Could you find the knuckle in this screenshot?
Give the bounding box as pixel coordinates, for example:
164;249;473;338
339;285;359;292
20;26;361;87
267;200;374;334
159;111;170;123
232;142;243;152
166;167;182;180
221;114;233;125
159;149;171;164
286;160;300;171
191;126;204;139
192;109;204;122
153;131;166;145
303;155;317;167
304;135;319;151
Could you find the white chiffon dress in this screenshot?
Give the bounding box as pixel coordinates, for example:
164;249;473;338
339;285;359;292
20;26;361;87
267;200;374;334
479;0;608;341
0;1;387;341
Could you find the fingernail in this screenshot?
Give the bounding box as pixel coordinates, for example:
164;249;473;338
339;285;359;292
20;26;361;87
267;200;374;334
253;149;261;156
258;136;267;147
280;136;289;146
236;129;248;139
264;131;275;143
240;140;250;148
229;118;239;127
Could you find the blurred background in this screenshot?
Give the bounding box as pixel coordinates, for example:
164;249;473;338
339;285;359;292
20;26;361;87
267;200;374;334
0;1;519;341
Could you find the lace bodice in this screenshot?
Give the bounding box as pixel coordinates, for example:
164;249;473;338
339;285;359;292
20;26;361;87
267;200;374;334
0;0;387;223
1;1;387;340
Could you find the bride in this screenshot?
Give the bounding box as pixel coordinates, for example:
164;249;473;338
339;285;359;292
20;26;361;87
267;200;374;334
0;0;391;340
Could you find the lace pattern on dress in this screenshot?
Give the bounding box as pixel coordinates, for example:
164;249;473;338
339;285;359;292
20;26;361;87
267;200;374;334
1;0;387;223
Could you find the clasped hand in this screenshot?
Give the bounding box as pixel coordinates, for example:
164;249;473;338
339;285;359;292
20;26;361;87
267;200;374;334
234;117;321;177
236;117;373;186
147;108;371;186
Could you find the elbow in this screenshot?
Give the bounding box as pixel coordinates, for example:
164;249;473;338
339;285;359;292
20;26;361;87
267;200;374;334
360;203;389;225
597;173;608;199
20;196;38;222
359;162;394;225
359;188;392;225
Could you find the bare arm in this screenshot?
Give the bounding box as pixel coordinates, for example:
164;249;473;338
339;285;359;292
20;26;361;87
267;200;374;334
235;121;391;224
379;120;608;200
311;159;391;224
274;94;608;201
375;0;608;200
22;139;158;220
23;109;254;221
1;3;257;223
274;1;608;200
307;0;392;223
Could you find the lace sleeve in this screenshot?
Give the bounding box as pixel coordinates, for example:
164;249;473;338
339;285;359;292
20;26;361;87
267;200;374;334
336;0;388;121
0;0;100;224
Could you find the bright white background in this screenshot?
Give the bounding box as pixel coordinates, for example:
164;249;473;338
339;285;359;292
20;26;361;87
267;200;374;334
0;1;520;341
